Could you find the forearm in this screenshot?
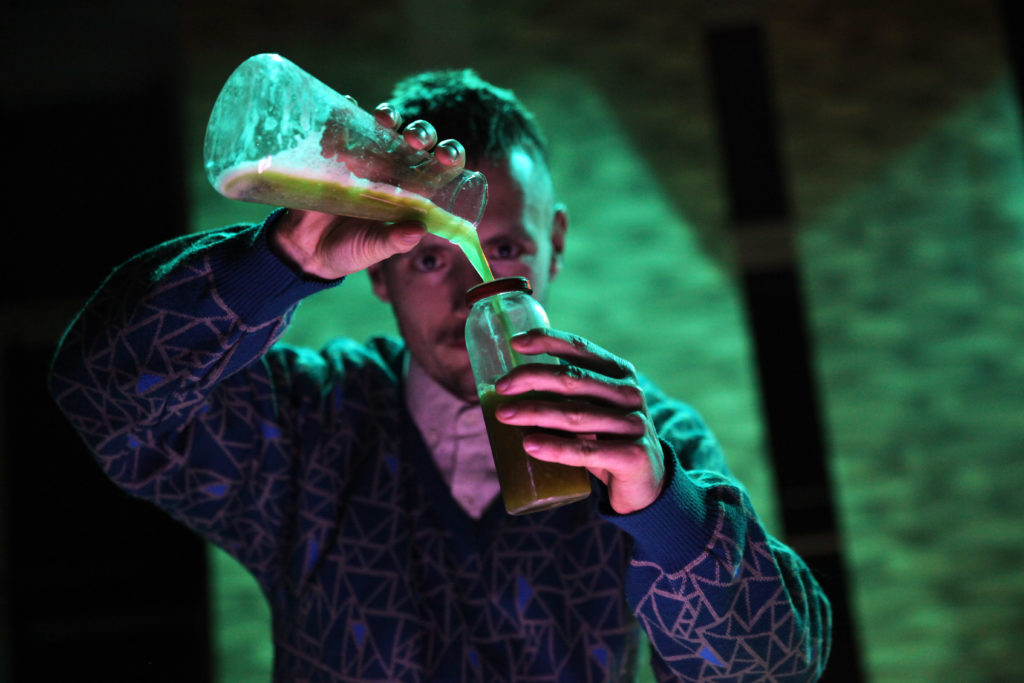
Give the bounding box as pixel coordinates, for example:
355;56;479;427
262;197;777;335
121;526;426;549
612;450;831;681
48;212;334;486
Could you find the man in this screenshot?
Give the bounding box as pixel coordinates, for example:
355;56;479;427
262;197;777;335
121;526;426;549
49;68;830;680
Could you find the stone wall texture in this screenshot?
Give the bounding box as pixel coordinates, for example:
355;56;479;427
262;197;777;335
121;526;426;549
176;3;1024;681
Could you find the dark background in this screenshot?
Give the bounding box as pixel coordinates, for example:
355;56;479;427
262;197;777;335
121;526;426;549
2;1;1022;681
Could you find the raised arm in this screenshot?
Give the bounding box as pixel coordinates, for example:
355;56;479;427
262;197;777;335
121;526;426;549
47;207;423;577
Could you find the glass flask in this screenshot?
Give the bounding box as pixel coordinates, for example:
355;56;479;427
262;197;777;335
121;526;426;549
203;54;490;275
465;277;592;515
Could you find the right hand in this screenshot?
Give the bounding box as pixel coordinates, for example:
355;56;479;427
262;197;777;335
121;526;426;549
270;209;425;281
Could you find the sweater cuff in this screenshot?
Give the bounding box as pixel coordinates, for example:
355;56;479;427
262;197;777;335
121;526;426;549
209;209;344;325
600;440;717;569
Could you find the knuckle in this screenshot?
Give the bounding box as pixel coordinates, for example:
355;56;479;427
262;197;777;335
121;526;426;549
566;406;587;428
559;364;584;390
577;438;599;457
569;334;589;353
626;410;647;431
623;442;649;462
619;383;644;407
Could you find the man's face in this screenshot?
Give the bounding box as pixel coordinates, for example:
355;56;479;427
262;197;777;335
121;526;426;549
369;147;567;402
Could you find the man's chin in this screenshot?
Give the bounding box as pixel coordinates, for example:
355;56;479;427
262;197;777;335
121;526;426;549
422;350;478;403
432;375;478;404
445;369;480;404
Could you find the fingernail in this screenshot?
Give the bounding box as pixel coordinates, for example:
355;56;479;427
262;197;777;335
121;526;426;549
434;139;465;167
495;377;510;392
523;438;540;454
511;332;532;348
373;102;402;129
497;403;516;419
403;120;438;151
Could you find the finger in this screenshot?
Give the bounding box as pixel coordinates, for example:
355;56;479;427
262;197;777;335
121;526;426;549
381;220;426;254
373;102;403;129
434;139;466;168
496;363;644;410
524;433;665;514
335;219;425;271
403;119;438;151
510;329;635;380
495;398;648;437
521;432;652;472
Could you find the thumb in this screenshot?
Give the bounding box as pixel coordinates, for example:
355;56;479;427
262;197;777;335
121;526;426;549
343;220;425;270
384;220;427;255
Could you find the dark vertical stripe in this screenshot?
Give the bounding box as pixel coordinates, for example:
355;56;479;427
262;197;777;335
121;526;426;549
704;12;865;681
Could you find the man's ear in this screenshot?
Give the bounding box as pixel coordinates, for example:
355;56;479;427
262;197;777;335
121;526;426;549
549;202;569;281
367;263;391;302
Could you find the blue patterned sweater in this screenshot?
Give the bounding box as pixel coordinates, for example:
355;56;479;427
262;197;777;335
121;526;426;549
49;217;830;681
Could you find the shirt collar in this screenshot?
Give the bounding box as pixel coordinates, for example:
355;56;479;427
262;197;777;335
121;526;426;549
403;353;499;518
404;354;476;449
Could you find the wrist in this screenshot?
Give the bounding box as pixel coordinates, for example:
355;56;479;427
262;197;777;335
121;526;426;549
267;209;322;277
210;218;338;323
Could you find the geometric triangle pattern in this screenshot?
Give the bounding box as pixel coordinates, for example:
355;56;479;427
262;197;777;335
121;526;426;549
629;467;833;681
48;226;832;681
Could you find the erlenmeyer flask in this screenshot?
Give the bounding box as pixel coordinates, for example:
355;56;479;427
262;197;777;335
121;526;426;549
203;54;488;252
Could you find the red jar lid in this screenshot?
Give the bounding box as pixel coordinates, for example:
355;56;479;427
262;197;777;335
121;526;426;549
464;276;532;307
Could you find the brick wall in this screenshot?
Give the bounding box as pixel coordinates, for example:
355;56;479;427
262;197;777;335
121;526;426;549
180;3;1024;681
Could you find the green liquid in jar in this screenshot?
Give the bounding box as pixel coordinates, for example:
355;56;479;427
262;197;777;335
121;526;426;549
479;389;592;515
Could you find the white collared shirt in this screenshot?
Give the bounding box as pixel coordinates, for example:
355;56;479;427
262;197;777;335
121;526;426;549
404;355;500;518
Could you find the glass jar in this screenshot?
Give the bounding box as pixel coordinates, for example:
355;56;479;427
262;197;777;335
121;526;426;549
464;277;592;515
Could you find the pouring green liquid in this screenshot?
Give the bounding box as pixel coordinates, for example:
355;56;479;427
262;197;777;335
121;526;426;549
217;163;495;282
219;162;592;514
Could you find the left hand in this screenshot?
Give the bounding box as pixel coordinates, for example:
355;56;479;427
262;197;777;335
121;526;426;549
494;328;665;514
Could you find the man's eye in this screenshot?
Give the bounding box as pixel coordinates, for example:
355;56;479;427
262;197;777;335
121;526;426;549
490;242;522;260
414;252;444;272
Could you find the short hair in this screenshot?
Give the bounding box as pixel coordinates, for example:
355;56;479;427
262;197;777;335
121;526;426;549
389;69;548;166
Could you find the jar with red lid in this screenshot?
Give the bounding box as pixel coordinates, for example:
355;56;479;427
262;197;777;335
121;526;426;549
464;277;592;515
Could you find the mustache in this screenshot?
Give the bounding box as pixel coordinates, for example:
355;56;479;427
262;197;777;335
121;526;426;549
436;329;467;347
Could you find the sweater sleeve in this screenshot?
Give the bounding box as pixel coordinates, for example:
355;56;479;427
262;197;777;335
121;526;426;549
603;381;832;682
47;211;339;587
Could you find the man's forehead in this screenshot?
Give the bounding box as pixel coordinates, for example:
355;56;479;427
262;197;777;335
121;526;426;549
507;147;539;182
476;147;553;204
